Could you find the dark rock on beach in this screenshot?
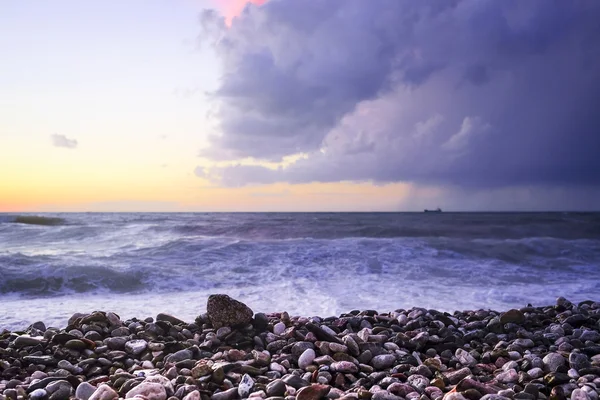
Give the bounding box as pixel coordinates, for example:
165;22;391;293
1;296;600;400
206;294;254;329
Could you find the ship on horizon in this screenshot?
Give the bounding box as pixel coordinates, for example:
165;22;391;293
424;208;442;213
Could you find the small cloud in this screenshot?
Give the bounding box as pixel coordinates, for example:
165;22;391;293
172;87;201;99
51;134;78;149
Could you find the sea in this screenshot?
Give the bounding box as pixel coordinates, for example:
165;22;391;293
1;212;599;331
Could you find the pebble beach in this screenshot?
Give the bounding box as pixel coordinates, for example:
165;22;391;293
1;295;600;400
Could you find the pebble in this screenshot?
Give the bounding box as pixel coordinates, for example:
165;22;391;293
527;368;545;379
14;336;44;348
183;391;201;400
75;382;96;400
569;352;591;371
211;388;238;400
1;295;600;400
543;353;566;372
572;389;591;400
496;369;518;383
282;375;310;390
500;309;525;325
296;384;331;400
299;348;316;369
266;380;287;397
238;374;254;398
372;354;396;370
125;382;167;400
125;339;148;355
372;391;402;400
331;361;359;373
46;381;71;400
273;322;286;336
456;349;477;367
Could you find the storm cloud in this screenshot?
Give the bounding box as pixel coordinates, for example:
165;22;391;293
197;0;600;189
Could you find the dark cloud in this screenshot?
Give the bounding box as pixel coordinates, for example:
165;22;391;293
197;0;600;189
50;134;78;149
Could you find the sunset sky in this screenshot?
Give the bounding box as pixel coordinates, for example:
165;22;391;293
2;0;600;212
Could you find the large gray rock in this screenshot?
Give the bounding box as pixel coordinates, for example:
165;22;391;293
206;294;254;329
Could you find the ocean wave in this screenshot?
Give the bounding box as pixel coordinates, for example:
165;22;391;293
1;212;600;306
0;260;146;296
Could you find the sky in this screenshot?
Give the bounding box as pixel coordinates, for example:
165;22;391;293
1;0;599;212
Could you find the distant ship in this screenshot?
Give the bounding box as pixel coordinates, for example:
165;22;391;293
424;208;442;213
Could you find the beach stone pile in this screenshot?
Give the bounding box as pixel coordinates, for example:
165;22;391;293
1;295;600;400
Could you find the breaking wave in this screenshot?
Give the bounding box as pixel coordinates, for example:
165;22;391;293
0;212;599;330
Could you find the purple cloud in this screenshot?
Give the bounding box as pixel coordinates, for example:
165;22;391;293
197;0;600;190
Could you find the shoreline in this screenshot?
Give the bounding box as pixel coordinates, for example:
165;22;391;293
1;296;599;400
